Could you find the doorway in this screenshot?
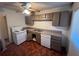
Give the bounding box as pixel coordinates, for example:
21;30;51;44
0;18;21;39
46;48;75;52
0;15;9;46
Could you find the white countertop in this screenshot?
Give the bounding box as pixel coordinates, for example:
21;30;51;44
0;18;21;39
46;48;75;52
24;25;68;37
27;28;62;37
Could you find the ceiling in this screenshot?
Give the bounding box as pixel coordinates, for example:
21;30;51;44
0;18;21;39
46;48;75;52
0;2;72;12
30;2;72;11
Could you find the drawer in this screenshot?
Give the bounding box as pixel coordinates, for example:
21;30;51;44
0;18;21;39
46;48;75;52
51;36;62;41
51;39;61;42
51;39;61;43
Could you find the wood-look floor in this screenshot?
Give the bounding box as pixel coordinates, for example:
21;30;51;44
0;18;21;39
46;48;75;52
0;41;66;56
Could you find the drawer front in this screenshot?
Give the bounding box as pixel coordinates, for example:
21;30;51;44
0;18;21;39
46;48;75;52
51;39;61;43
51;36;62;41
51;36;62;51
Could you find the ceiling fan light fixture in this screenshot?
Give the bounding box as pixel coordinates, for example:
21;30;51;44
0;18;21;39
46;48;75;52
23;9;30;15
26;3;32;9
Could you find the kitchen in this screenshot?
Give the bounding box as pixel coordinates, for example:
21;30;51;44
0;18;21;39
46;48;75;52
10;2;72;56
0;2;77;56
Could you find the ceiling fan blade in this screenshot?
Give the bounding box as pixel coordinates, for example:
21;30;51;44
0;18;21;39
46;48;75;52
28;7;40;12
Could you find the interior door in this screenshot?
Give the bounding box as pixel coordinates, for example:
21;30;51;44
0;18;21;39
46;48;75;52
0;15;8;50
0;15;9;44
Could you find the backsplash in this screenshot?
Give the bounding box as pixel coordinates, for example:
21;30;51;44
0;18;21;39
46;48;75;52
33;21;66;31
33;21;52;29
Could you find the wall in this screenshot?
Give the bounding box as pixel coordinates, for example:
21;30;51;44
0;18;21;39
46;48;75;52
2;8;26;43
35;5;72;15
33;21;52;30
68;3;79;56
33;21;66;31
0;15;8;39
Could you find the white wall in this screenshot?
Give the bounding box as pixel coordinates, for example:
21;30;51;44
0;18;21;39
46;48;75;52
35;5;72;15
68;3;79;56
3;8;26;43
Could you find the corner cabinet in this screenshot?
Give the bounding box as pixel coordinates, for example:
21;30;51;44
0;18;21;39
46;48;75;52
41;34;51;48
27;30;41;44
25;16;34;26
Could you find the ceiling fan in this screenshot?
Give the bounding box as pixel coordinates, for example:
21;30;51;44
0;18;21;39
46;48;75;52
20;2;40;15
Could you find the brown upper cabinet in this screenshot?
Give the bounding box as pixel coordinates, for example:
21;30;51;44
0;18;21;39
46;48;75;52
25;16;34;26
52;11;72;27
32;13;53;21
59;11;72;27
52;12;60;26
26;11;72;27
34;14;46;21
45;13;53;21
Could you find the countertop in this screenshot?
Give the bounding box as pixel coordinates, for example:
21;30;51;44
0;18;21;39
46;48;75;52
23;26;63;37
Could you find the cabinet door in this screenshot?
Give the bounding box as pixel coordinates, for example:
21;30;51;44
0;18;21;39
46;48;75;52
41;34;51;48
45;13;53;21
25;16;34;26
51;36;62;51
59;11;72;27
34;14;45;21
27;30;33;41
36;33;41;44
52;12;60;26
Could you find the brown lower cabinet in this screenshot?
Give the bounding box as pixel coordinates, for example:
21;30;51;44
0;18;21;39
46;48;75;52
27;30;62;51
51;35;62;51
27;30;41;44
